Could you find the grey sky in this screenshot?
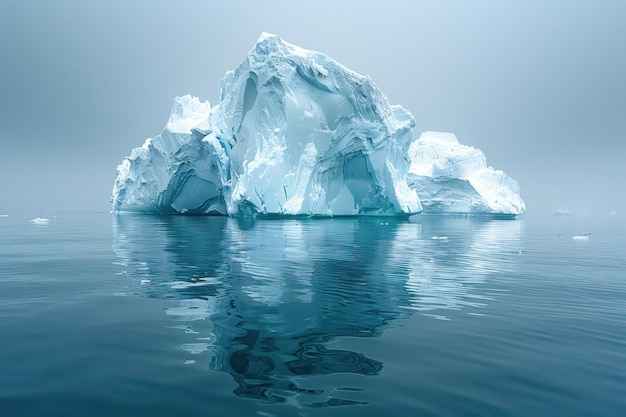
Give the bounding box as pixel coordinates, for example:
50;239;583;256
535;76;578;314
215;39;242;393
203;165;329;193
1;0;624;216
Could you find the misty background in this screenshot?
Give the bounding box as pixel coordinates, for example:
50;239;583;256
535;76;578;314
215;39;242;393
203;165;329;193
1;0;624;218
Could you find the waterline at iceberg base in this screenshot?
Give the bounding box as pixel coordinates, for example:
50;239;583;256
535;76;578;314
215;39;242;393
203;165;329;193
112;33;525;217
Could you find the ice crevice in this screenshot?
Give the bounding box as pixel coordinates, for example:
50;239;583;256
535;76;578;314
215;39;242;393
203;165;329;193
112;34;525;217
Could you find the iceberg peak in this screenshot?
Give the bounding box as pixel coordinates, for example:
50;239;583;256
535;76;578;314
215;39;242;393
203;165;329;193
253;32;312;59
166;95;211;134
257;31;278;43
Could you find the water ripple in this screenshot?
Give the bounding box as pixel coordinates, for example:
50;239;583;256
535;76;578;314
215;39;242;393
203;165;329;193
111;214;525;407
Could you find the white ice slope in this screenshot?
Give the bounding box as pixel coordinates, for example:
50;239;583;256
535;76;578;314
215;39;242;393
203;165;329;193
407;132;526;215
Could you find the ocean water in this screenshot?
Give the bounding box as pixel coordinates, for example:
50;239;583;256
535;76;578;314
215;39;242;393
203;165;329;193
1;212;625;416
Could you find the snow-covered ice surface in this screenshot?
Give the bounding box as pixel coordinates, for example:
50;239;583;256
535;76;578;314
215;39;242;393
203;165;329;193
30;217;49;225
408;132;526;216
113;35;524;217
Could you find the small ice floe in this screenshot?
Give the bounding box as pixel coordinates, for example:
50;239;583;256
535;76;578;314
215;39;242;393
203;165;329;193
572;234;590;241
431;236;448;240
554;208;573;216
0;214;8;217
184;360;196;365
30;217;49;225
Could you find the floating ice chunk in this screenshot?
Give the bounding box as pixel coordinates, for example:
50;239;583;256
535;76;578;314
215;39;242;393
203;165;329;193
431;236;448;240
0;214;8;217
572;235;589;241
555;208;573;216
184;360;196;365
30;217;49;225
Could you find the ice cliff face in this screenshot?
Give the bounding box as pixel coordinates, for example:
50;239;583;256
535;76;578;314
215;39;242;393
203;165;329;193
111;95;228;215
407;132;526;215
112;34;524;217
218;33;420;216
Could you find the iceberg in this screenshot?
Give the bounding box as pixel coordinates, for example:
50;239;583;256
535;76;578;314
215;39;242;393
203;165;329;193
112;33;420;216
113;34;524;217
407;132;525;215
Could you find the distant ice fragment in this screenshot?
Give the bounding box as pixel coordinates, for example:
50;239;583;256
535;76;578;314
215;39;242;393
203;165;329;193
30;217;49;225
0;214;8;217
572;235;589;241
555;209;573;216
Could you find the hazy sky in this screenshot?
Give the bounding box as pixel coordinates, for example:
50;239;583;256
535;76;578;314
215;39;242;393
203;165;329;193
1;0;624;216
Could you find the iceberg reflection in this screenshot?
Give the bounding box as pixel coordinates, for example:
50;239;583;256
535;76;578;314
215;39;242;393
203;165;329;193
112;214;523;406
396;217;524;318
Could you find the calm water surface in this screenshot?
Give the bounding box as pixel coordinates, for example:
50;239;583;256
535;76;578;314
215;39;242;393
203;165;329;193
1;212;625;416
